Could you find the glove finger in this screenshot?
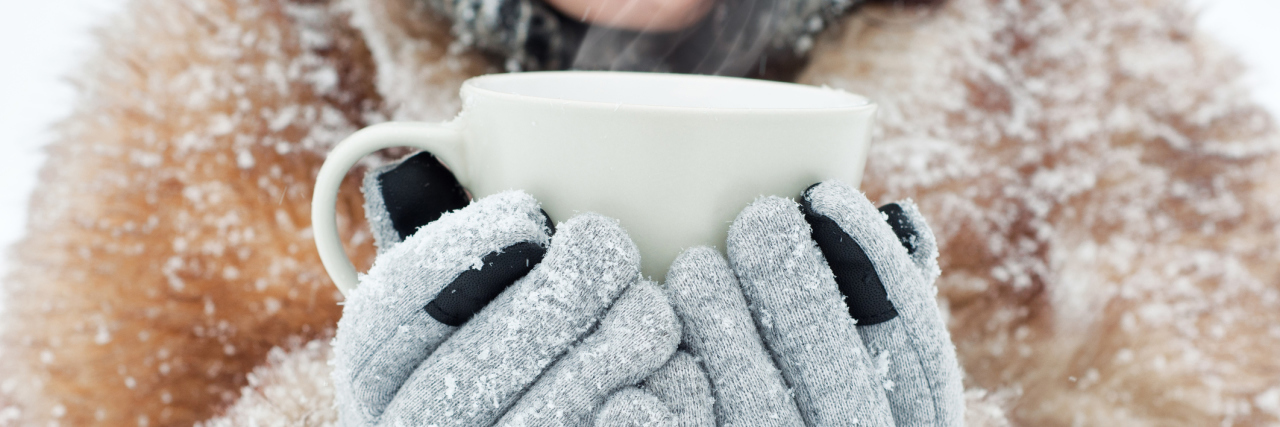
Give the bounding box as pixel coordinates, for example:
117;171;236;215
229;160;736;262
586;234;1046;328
594;387;676;427
877;200;941;284
641;351;715;427
801;181;963;427
664;247;803;426
377;213;641;426
726;196;894;427
334;190;551;425
498;280;680;426
362;151;471;252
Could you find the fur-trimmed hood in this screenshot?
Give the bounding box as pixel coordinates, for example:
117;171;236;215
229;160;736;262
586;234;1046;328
2;0;1277;425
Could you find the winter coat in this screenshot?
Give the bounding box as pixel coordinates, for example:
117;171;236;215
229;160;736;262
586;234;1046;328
2;0;1277;425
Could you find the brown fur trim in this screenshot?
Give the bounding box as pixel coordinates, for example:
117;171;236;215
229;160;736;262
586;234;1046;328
0;0;392;424
0;0;488;423
801;0;1280;424
5;0;1280;424
346;0;497;121
197;339;338;427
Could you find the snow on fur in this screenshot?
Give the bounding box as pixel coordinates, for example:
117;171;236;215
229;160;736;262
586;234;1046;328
346;0;497;121
198;339;338;427
0;0;388;424
2;0;1278;425
802;0;1280;424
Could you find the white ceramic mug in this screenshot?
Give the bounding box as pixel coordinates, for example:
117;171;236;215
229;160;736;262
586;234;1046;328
313;71;876;295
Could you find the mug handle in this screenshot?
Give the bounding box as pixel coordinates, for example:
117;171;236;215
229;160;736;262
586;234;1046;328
311;121;467;296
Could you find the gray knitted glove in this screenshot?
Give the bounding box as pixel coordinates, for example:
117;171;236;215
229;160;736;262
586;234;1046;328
591;351;716;426
663;180;965;426
333;154;681;426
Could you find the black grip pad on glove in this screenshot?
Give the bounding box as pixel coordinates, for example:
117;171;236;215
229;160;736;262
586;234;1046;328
800;186;908;326
378;152;471;240
425;241;549;326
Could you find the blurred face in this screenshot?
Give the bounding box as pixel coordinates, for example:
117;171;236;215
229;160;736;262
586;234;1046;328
546;0;717;31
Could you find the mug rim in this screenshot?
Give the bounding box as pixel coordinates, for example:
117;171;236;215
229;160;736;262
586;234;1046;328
462;71;876;114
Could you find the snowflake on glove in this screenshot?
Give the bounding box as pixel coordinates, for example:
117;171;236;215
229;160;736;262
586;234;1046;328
332;152;965;426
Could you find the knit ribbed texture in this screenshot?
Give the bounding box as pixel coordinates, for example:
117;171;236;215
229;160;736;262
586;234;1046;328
335;190;659;426
333;190;552;425
726;195;895;426
373;213;640;426
359;160;408;254
594;387;675;427
665;248;804;426
803;181;963;426
642;352;715;427
497;280;680;426
641;181;965;425
342;180;961;426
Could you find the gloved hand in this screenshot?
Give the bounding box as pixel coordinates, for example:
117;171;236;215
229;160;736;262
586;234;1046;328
651;180;966;426
332;152;683;426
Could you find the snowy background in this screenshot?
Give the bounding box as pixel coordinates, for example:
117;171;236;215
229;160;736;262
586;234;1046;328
0;0;1277;284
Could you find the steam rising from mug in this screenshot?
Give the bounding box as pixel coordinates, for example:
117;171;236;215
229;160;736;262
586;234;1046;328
569;0;946;77
571;0;845;77
413;0;943;75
